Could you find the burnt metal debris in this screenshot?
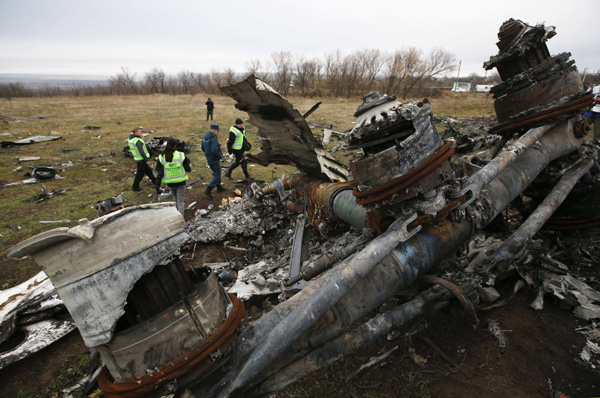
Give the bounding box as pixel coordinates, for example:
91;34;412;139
5;17;600;398
484;18;593;135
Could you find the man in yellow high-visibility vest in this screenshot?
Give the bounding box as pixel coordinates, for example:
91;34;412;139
225;118;253;180
127;126;157;191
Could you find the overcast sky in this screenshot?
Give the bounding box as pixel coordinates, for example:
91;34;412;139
0;0;598;79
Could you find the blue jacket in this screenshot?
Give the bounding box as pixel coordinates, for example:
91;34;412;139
201;131;222;161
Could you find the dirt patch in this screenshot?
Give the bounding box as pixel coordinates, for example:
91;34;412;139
0;331;88;397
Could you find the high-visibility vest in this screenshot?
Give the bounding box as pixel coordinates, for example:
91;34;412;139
128;136;150;161
159;151;189;184
229;126;245;150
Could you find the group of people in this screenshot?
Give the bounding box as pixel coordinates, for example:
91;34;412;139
200;117;253;198
127;108;252;216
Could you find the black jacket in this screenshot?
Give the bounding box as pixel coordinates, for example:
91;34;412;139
155;154;191;192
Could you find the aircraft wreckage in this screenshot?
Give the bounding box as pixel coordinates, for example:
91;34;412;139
4;18;600;397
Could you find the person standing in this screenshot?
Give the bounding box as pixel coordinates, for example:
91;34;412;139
206;98;215;121
225;118;253;180
155;138;191;216
201;123;225;198
128;126;157;191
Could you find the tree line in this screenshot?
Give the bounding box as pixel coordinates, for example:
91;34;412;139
0;47;513;99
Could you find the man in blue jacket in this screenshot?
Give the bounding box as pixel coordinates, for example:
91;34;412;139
201;124;225;198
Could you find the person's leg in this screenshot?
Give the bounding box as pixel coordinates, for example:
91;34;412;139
225;151;242;178
205;160;221;198
132;162;145;190
143;162;157;184
208;159;222;185
240;153;252;179
174;185;185;215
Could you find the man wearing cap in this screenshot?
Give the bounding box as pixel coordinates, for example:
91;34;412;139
128;126;157;191
201;123;225;198
225;118;253;180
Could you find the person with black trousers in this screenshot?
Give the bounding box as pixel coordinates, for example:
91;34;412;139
128;126;157;191
225;118;253;180
206;98;215;121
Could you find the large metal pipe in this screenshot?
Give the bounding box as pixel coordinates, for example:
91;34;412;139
251;285;458;396
458;123;556;209
202;120;581;397
481;157;593;274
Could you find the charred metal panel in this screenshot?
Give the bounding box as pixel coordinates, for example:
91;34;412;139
348;94;442;188
8;204;188;347
485;19;589;132
221;76;330;179
104;269;230;381
0;318;75;369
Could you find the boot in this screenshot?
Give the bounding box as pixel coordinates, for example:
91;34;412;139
216;185;225;193
204;186;213;198
244;172;254;181
225;168;233;180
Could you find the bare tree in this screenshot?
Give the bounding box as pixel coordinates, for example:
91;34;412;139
144;68;165;93
222;68;239;86
324;50;342;96
245;59;270;81
401;48;456;98
178;70;195;94
272;51;294;95
294;56;322;97
358;49;384;93
110;67;138;95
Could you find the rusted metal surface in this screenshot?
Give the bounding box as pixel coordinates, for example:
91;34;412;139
354;141;455;206
104;268;230;382
489;93;594;135
98;293;244;397
485;19;590;135
484;19;555;80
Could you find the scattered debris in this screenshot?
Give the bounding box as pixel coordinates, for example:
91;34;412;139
0;115;51;121
346;345;398;381
93;194;126;214
1;135;61;147
487;319;509;348
408;347;428;367
17;156;41;162
0;271;73;369
34;185;68;202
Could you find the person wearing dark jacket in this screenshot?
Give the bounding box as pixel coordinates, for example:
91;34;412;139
155;138;191;216
128;126;157;191
206;98;215;121
201;124;225;198
225;118;252;180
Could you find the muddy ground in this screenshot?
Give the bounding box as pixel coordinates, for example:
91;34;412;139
1;182;600;398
